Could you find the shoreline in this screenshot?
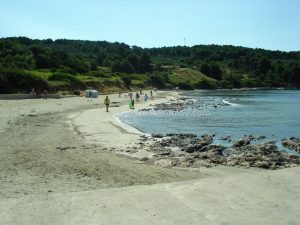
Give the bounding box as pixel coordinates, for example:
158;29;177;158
70;90;178;150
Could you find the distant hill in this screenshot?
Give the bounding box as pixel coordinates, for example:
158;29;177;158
0;37;299;94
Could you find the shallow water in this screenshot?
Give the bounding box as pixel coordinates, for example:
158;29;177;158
118;89;300;150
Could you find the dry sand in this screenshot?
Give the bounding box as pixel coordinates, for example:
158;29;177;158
0;91;299;225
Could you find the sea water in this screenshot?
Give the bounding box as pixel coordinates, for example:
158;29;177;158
118;90;300;148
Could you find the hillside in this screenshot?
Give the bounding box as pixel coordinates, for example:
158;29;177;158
0;37;299;94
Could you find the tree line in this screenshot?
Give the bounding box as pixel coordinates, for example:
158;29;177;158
0;37;299;93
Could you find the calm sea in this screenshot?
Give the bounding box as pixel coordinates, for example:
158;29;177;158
118;89;300;148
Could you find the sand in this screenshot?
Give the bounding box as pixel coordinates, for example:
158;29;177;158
0;91;299;225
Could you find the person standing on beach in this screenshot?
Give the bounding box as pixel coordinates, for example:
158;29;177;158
43;90;48;99
144;93;148;102
104;96;110;112
30;88;36;97
136;92;140;102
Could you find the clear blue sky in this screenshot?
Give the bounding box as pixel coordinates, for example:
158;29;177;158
1;0;300;51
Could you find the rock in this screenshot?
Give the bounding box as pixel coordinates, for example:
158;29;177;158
152;133;200;149
148;132;300;170
150;100;195;112
232;138;251;147
181;134;213;153
220;135;231;141
255;160;272;169
166;133;197;138
265;140;276;144
258;135;266;140
282;137;300;153
182;144;203;153
260;143;278;154
152;134;164;138
200;144;226;153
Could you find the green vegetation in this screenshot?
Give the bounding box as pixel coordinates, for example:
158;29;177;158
0;37;299;93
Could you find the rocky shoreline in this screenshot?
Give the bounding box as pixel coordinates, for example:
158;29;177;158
119;95;300;170
136;133;300;170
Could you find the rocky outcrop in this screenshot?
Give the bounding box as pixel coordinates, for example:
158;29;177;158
232;137;251;147
152;133;204;148
145;133;300;170
282;137;300;153
224;143;299;169
181;134;213;153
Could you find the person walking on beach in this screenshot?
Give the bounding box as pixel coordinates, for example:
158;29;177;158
144;93;148;102
104;96;110;112
136;92;140;102
129;92;133;101
150;90;153;97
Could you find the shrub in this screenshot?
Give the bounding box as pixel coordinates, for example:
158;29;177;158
0;66;48;93
48;72;86;89
177;82;193;90
194;79;217;89
121;76;131;88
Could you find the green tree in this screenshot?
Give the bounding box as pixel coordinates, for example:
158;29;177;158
121;60;134;73
256;57;272;75
209;63;222;80
200;63;210;75
96;50;107;65
126;54;139;72
138;52;152;73
121;76;131;88
111;60;122;72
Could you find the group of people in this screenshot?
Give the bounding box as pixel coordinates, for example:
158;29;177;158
104;89;154;112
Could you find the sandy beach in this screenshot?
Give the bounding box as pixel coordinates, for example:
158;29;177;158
0;91;299;225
